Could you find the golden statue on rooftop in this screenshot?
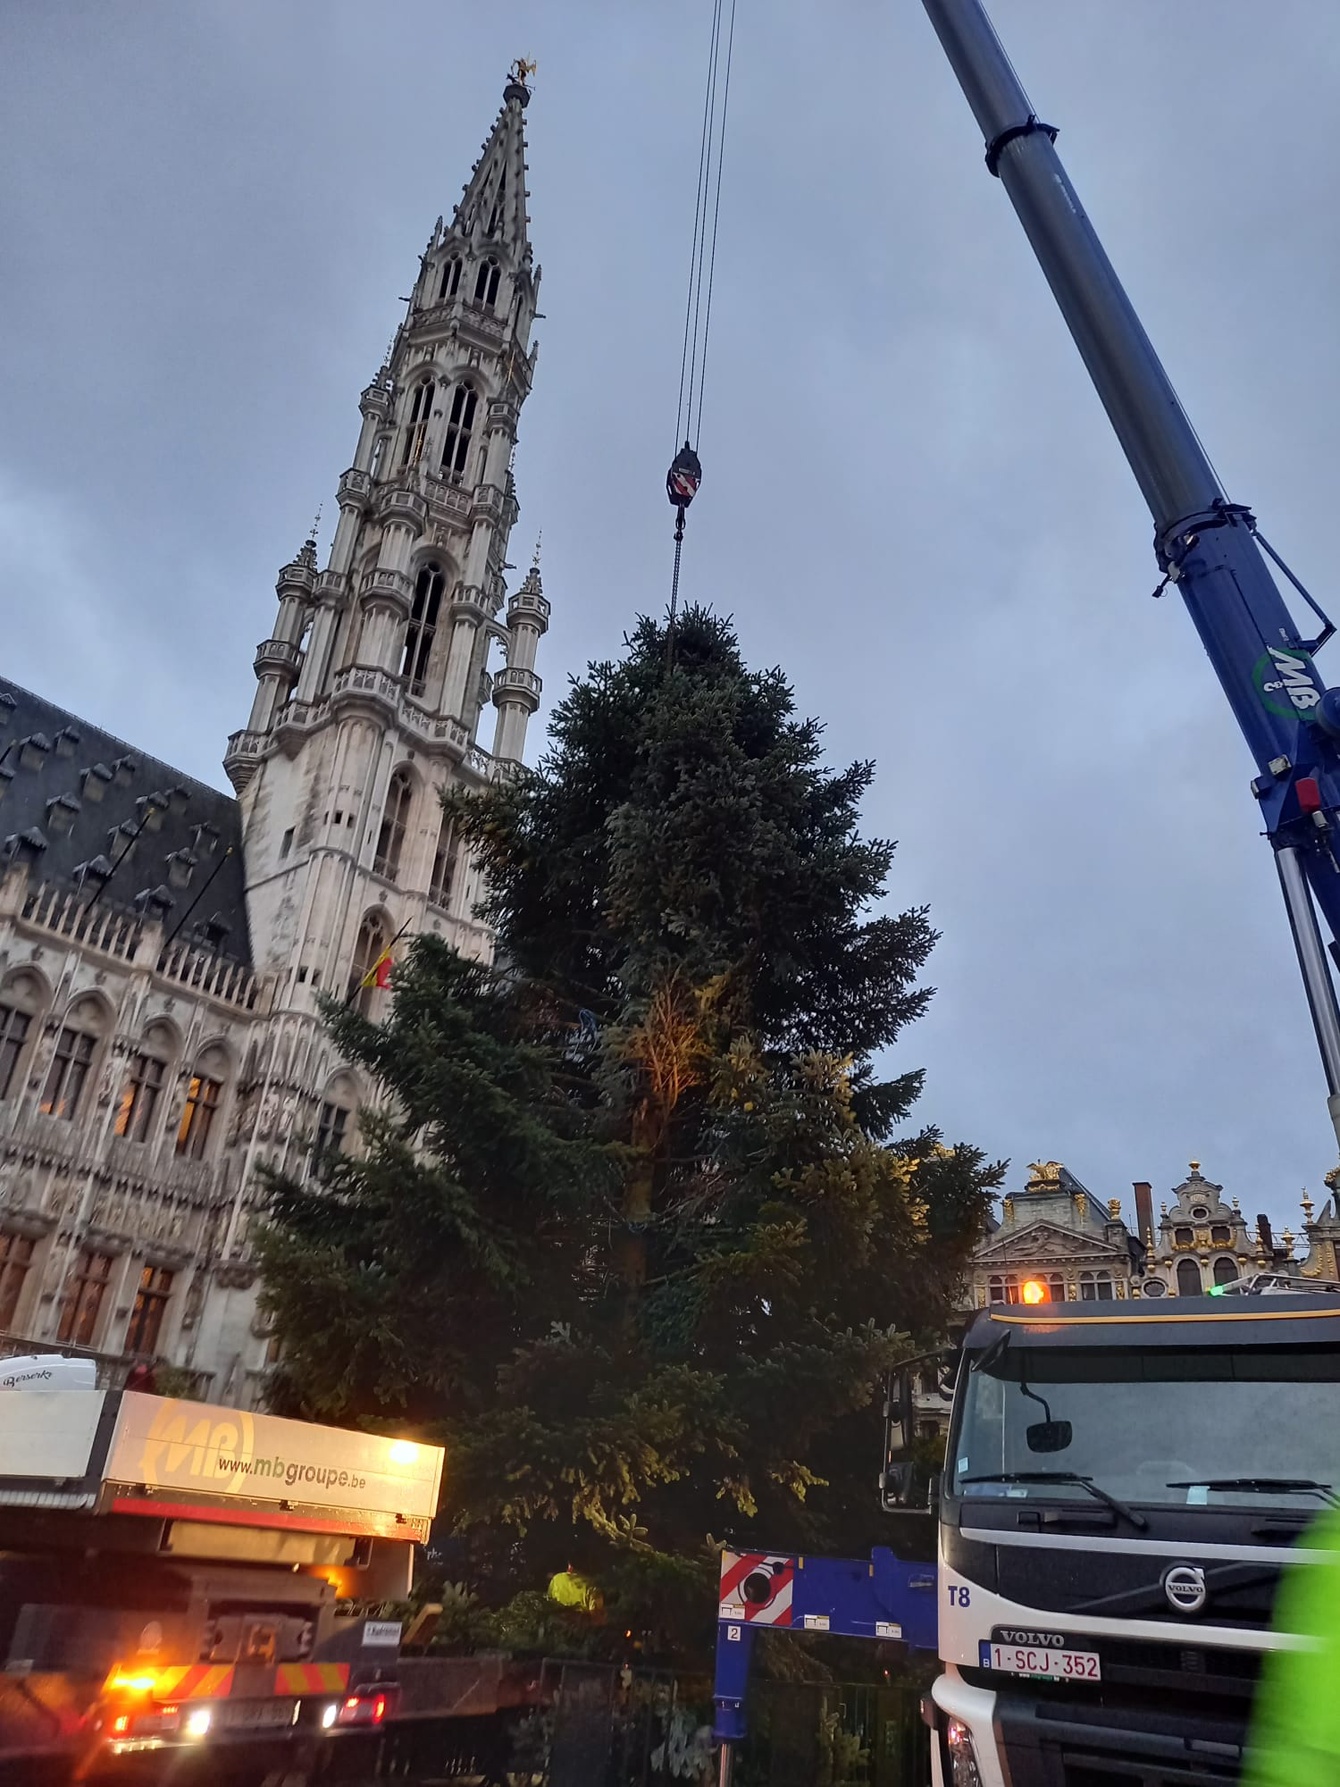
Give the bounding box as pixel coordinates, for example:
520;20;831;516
1026;1161;1064;1190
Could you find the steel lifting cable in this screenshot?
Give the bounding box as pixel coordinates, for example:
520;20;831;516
665;0;738;669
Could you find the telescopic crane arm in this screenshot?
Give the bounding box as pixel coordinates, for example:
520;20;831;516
921;0;1340;1148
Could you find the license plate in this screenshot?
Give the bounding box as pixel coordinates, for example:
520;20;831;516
221;1698;298;1729
981;1641;1101;1681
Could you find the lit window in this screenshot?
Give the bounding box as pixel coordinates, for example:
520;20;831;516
399;377;435;469
57;1249;115;1346
125;1265;174;1356
0;1004;31;1101
440;384;478;482
176;1076;222;1160
400;565;444;695
0;1233;35;1331
473;259;500;308
373;768;414;881
428;817;457;909
40;1027;97;1120
114;1053;166;1144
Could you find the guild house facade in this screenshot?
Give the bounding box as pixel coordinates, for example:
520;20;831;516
967;1159;1340;1306
0;68;548;1405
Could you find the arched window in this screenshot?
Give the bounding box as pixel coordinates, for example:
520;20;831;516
473;259;500;308
311;1073;359;1173
1212;1255;1239;1287
988;1275;1017;1305
373;768;414;881
438;256;462;302
400;564;444;695
176;1042;228;1161
348;912;392;1015
115;1020;176;1144
440;384;478;482
428;815;458;909
0;971;45;1101
399;377;435;469
1176;1257;1203;1297
1079;1271;1115;1301
40;997;107;1121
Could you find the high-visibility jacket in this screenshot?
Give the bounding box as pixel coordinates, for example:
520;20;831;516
1243;1505;1340;1787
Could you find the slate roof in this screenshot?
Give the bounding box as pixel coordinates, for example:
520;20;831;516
0;677;251;966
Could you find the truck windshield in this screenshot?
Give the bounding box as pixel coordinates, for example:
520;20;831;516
952;1346;1340;1511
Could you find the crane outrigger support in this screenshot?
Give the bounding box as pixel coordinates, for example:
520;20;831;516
922;0;1340;1152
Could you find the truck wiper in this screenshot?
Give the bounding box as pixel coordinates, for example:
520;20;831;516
1167;1478;1339;1507
960;1472;1149;1531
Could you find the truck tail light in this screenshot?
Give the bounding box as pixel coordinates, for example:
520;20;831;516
333;1686;397;1727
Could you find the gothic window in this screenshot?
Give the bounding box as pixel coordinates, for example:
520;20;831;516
428;815;458;909
440;384;478;482
1079;1271;1115;1301
40;1001;104;1120
399;377;435;469
1176;1256;1204;1297
0;1233;34;1331
373;768;414;881
313;1101;350;1164
1212;1255;1239;1287
57;1249;115;1346
0;1004;31;1101
439;256;462;301
348;913;392;1014
114;1051;167;1144
486;166;506;237
176;1047;227;1160
473;258;500;308
125;1265;174;1356
401;564;444;695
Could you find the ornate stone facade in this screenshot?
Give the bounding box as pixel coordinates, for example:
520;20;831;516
966;1161;1142;1308
0;70;546;1404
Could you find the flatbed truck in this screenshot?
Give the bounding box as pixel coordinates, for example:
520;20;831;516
0;1378;442;1783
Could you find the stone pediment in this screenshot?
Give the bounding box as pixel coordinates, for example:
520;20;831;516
974;1220;1128;1266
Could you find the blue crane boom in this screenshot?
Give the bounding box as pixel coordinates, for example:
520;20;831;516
921;0;1340;1146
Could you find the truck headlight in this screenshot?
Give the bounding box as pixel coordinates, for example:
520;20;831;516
945;1717;983;1787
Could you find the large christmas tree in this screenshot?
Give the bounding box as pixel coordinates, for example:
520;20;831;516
257;607;1001;1653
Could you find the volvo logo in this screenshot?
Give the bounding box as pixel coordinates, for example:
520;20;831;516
1163;1565;1208;1615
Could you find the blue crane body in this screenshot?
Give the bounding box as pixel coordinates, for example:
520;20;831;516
712;1549;938;1743
918;0;1340;1141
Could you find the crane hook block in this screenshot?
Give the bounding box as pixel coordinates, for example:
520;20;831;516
667;442;703;510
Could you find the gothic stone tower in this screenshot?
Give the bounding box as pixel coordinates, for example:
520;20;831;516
219;65;547;1163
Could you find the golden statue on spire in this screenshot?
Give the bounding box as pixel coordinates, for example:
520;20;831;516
511;58;538;84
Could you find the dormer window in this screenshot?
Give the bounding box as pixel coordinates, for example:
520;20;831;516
400;377;435;469
441;383;478;482
473;259;500;309
439;256;462;302
401;565;444;696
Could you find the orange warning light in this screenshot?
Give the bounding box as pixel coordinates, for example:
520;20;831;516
1020;1279;1049;1306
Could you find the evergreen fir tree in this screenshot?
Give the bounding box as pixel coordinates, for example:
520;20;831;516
257;607;1002;1655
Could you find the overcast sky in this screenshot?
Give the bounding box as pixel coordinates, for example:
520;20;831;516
3;1;1339;1236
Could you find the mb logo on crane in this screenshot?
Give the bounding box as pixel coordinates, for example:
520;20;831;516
1255;646;1323;718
